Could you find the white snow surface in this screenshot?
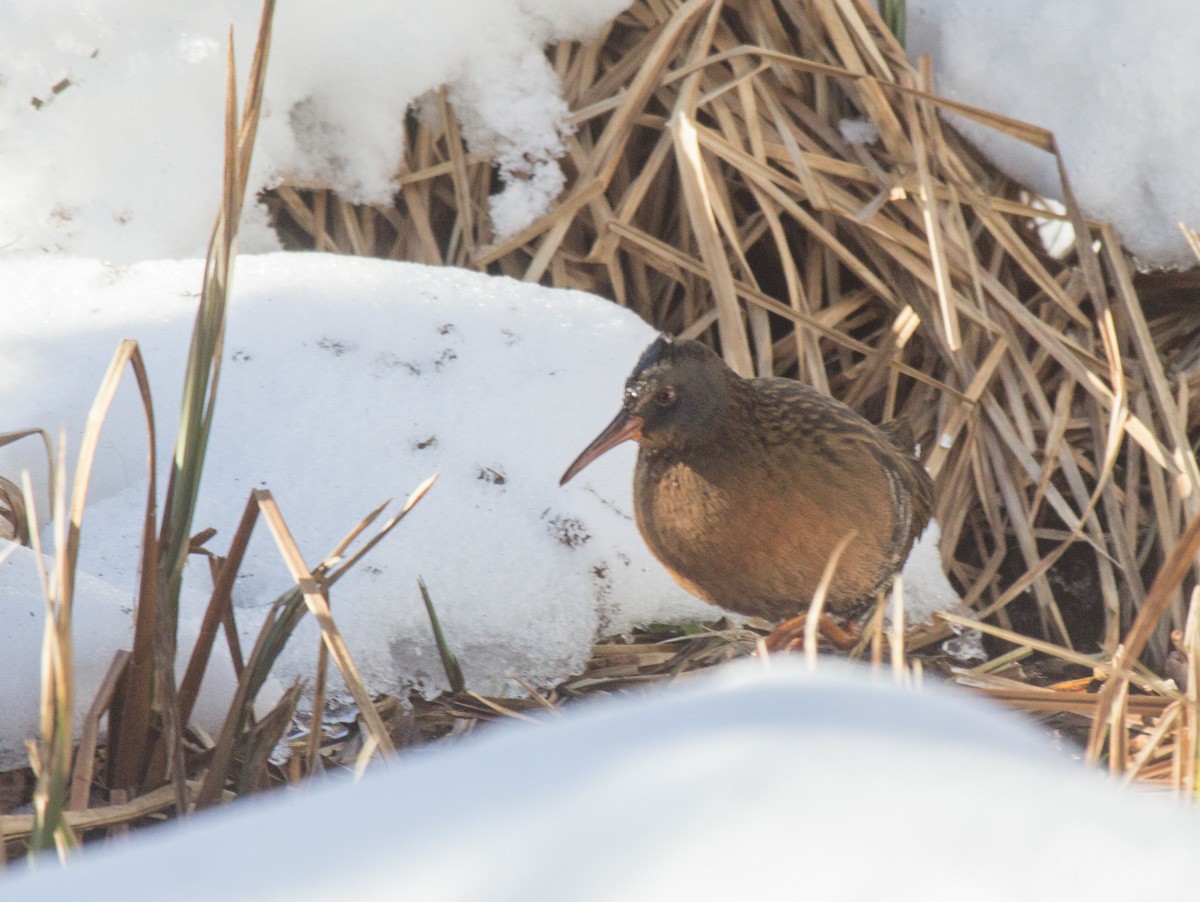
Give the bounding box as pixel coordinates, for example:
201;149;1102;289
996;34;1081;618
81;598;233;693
908;1;1200;268
5;660;1200;900
0;543;249;771
0;253;714;739
8;3;1197;267
0;0;628;261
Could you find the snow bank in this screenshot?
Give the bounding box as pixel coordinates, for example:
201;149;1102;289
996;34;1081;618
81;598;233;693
0;254;714;734
5;660;1199;899
0;1;629;261
908;1;1200;268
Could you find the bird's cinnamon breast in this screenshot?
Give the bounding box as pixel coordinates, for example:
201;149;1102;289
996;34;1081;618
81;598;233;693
633;434;900;619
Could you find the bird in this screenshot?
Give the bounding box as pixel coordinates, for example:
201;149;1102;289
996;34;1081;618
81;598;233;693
560;335;933;648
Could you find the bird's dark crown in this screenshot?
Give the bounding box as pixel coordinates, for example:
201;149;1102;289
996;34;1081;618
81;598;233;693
625;337;722;398
622;337;731;451
630;334;673;379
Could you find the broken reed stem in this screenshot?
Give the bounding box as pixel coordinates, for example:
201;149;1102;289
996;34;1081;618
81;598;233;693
803;528;858;667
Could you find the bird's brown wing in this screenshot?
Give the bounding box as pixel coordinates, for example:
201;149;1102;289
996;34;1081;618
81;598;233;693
877;419;934;544
745;378;934;580
878;419;915;453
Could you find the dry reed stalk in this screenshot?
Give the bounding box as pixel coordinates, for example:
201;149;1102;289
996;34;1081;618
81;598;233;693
1;781;233;842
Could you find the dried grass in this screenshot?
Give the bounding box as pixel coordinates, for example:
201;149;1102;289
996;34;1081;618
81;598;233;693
263;0;1200;793
3;0;438;861
6;0;1200;859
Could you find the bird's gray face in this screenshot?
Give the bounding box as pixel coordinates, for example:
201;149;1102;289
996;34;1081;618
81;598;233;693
559;337;730;485
620;348;728;451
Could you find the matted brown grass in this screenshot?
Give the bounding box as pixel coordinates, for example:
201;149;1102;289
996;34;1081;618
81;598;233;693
264;0;1200;792
6;0;1200;860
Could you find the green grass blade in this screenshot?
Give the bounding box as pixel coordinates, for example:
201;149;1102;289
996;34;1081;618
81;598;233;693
418;577;465;694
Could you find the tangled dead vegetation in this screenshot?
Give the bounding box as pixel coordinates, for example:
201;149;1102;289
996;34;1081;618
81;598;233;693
264;0;1200;788
7;4;1200;855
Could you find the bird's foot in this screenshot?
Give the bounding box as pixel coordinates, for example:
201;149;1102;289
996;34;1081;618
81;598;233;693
763;613;861;653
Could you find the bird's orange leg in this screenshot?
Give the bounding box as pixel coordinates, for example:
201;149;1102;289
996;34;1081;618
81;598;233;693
763;613;861;653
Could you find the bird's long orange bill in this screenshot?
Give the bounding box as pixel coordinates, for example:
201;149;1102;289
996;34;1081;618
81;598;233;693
559;410;645;485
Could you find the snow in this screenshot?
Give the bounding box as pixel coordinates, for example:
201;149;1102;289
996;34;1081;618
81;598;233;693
907;1;1200;268
0;545;133;757
2;2;1193;894
0;253;707;768
837;116;879;146
0;252;960;770
0;0;629;261
0;544;246;769
893;520;958;625
5;660;1200;900
10;2;1194;265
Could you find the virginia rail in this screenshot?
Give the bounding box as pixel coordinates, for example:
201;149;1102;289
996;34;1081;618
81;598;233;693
560;336;933;642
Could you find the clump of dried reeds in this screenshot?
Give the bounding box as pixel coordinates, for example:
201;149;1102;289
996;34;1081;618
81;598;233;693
264;0;1200;791
1;0;440;862
5;2;1199;857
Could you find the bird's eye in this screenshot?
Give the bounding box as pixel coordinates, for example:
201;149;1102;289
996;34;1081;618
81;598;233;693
654;386;677;406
